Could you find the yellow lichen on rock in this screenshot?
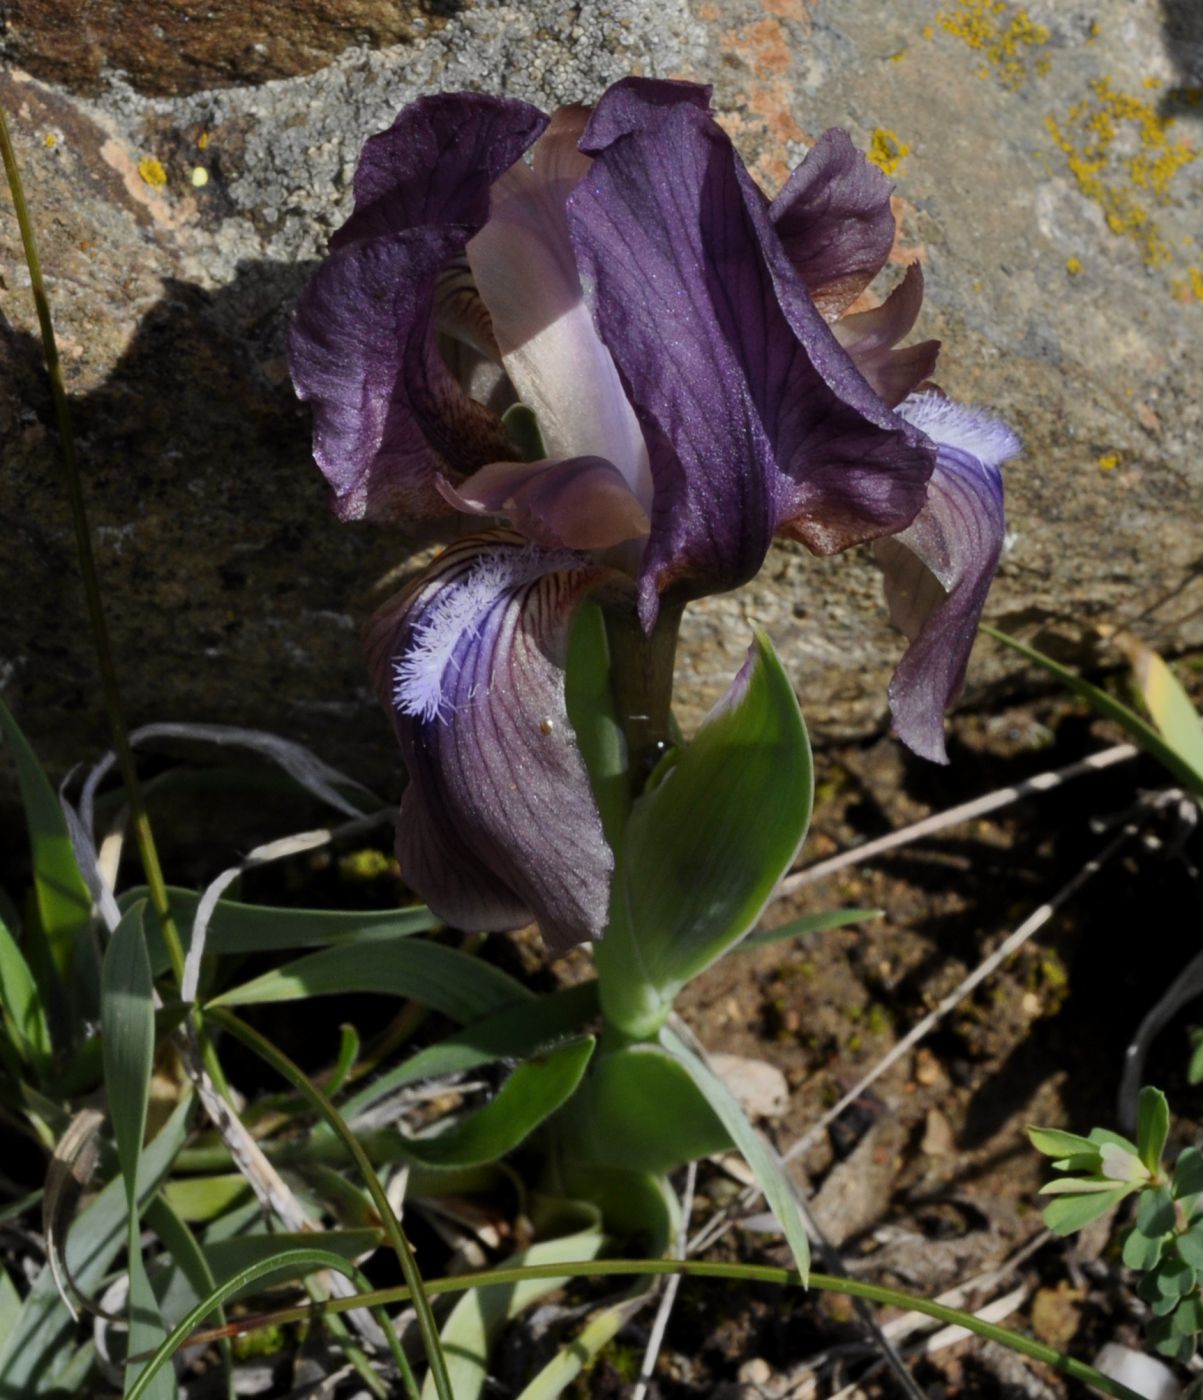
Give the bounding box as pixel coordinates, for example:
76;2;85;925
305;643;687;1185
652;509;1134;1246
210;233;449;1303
137;155;168;188
1045;77;1196;272
867;128;910;176
935;0;1050;89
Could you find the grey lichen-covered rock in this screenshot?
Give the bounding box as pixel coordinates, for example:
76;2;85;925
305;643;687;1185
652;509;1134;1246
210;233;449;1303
0;0;1200;804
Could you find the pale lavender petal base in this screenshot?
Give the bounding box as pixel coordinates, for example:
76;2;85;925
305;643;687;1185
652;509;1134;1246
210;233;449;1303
366;533;614;952
877;392;1017;762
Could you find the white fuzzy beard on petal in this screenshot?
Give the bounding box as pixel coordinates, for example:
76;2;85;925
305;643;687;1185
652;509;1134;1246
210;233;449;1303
899;391;1021;468
392;545;581;723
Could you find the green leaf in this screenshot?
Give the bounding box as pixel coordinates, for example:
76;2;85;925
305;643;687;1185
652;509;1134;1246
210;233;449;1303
1041;1184;1132;1236
210;936;531;1023
514;1286;648;1400
0;1095;192;1395
567;1044;730;1175
1089;1126;1140;1154
1173;1294;1203;1337
339;981;599;1122
1027;1126;1101;1161
0;697;91;991
1123;1225;1165;1271
1137;1086;1170;1176
556;1164;679;1257
0;910;52;1077
1176;1147;1203;1199
598;634;812;1036
1112;633;1203;793
101;904;175;1399
501;402;549;465
1150;1253;1196;1302
102;906;156;1202
420;1221;605;1400
662;1028;809;1280
1136;1186;1176;1238
403;1038;595;1171
1176;1221;1203;1269
1039;1177;1124;1196
1189;1034;1203;1087
1149;1313;1198;1361
160;1174;254;1223
982;625;1203;800
0;1263;20;1353
126;887;440;976
743;908;883;948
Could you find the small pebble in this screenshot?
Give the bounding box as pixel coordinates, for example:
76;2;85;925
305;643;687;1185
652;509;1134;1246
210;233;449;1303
737;1357;772;1386
191;166;209;187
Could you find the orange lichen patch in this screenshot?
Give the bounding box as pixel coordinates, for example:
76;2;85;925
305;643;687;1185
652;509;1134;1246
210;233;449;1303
936;0;1050;89
867;127;909;176
730;17;792;77
763;0;807;17
1045;77;1196;271
137;155;167;188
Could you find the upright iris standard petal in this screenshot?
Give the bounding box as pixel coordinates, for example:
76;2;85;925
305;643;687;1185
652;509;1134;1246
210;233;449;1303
288;94;547;521
570;79;934;625
769;128;898;321
875;392;1018;763
365;534;615;952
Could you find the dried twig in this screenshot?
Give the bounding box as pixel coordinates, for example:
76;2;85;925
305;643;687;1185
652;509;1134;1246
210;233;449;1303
776;742;1136;898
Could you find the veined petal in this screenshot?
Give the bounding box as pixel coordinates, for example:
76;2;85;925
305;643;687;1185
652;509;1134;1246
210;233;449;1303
876;392;1018;762
437;457;650;551
570;79;933;625
833;264;940;407
769;128;897;321
365;534;614;952
289;94;547;521
466;108;653;510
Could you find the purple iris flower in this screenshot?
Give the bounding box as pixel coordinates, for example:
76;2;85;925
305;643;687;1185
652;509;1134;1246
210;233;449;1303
289;78;1016;950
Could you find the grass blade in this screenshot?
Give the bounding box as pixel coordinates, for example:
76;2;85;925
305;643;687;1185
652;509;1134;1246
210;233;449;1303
0;908;52;1078
744;908;882;948
206;1008;453;1400
0;1095;192;1397
661;1027;810;1281
0;697;92;992
102;904;175;1398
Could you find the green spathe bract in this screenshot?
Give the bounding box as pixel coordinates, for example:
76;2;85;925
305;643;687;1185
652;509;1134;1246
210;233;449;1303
596;631;813;1038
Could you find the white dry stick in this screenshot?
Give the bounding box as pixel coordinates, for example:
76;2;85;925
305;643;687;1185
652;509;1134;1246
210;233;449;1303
631;1161;697;1400
777;743;1137;898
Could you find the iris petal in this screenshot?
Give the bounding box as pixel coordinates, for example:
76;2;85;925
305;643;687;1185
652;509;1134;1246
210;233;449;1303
833;264;940;407
366;533;615;952
876;392;1018;762
570;78;934;625
769;128;898;321
289;94;546;521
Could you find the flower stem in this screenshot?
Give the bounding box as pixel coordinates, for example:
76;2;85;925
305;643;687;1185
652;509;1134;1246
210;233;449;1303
0;95;186;986
602;598;683;783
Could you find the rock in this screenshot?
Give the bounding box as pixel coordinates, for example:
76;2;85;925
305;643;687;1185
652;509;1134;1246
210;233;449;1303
710;1053;790;1120
1094;1342;1180;1400
0;1;458;98
1;0;1200;806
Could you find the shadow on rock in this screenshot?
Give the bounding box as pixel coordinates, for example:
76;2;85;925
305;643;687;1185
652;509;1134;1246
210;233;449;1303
1158;0;1203;118
0;258;411;805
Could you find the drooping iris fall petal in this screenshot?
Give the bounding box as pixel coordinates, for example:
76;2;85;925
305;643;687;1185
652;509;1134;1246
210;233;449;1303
569;78;935;625
833;263;941;407
769;127;899;322
289;94;546;522
875;392;1017;763
365;533;615;952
